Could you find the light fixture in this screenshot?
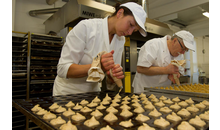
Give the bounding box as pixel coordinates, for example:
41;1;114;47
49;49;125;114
203;12;209;18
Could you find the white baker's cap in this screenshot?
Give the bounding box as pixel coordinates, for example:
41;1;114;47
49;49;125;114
175;30;196;52
120;2;147;37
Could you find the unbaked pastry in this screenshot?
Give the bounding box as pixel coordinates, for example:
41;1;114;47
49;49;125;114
177;108;191;118
121;100;130;105
186;104;199;113
139;93;146;98
60;120;77;130
132;101;142;108
178;101;188;107
151;98;159;103
43;111;56;120
149;108;162;118
154;117;170;128
177;121;195;130
36;109;48;116
114;93;121;99
144;102;155;110
185;98;194;104
189;116;206;128
87;101;98;108
80;106;92;113
91;109;103;119
131;94;139;99
172;97;180;102
100;125;114;130
84;116;100;128
163;99;174;105
195;102;206;109
135;114;150;123
120;108;133;118
97;103;106;110
122;96;131;101
148;94;156;99
112;98;120;103
49;103;59;110
120;104;131;110
63;108;75;117
55;106;66;113
142;99;151;105
138;123;155;130
73;103;83;110
103;93;111;101
65;101;75;108
106;106;118;114
110;102;119;107
159;95;167;101
134;106;145;114
92;96;101;103
201;100;209;107
50;116;66;126
103;112;118;124
199;111;209;121
71;112;86;122
119;119;133;128
80;99;89;106
170;103;181;111
154;100;165;107
159;107;172;114
166;112;181;123
31;104;42;112
101;99;110;105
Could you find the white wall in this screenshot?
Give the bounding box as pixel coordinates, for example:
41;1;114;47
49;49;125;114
195;36;209;78
13;0;66;34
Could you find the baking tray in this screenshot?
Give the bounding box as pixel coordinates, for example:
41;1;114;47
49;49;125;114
145;86;209;99
12;91;209;130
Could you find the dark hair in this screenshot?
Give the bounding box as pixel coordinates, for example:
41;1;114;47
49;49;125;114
111;2;133;17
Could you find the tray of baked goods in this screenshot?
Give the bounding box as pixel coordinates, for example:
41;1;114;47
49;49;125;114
145;83;209;99
12;91;209;130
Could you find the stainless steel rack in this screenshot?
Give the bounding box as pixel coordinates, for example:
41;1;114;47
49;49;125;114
12;31;63;130
12;31;30;130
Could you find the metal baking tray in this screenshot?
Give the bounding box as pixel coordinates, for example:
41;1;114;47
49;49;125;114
13;91;209;130
145;85;209;99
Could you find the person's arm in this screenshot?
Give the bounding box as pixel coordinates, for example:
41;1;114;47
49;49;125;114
66;64;91;78
137;63;179;76
137;66;167;75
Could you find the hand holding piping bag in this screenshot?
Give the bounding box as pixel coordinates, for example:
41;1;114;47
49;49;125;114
101;50;124;90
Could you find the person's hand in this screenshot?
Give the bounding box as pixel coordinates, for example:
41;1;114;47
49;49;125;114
168;74;175;83
165;63;179;74
168;73;180;83
106;64;124;79
101;50;115;72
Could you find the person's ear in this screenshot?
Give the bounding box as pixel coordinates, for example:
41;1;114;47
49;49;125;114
117;8;124;18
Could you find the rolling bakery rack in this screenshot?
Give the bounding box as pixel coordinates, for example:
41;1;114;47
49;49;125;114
12;31;63;130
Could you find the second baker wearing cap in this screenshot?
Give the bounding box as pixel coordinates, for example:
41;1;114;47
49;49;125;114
132;30;196;93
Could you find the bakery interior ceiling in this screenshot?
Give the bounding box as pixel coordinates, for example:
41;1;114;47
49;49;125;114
41;0;208;36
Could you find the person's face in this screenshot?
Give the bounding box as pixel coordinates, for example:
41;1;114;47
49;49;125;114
170;38;188;57
115;9;140;36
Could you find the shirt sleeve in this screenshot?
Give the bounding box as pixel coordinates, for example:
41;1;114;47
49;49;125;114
57;20;88;78
137;40;159;68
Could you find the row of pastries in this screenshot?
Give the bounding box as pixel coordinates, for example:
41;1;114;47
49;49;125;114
31;93;209;130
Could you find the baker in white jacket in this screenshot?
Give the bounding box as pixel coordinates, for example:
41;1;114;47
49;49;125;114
53;2;147;96
132;30;196;93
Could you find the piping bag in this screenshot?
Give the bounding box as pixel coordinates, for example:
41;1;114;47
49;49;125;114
86;51;123;92
170;60;186;86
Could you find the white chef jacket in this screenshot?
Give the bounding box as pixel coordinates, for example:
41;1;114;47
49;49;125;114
53;17;125;96
132;35;184;93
